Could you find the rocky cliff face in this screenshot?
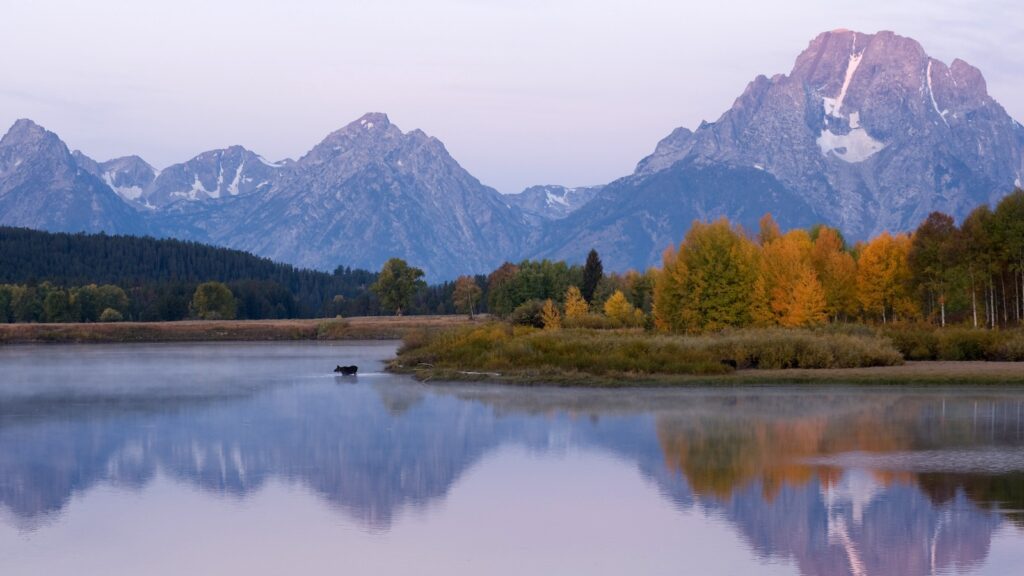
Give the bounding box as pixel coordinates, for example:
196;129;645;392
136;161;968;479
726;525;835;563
155;113;532;279
0;120;144;234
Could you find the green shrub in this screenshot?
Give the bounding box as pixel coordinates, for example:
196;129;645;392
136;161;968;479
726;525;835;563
994;333;1024;361
99;308;123;322
883;325;1024;361
937;329;998;361
691;329;902;369
884;325;939;360
563;314;643;330
508;300;547;328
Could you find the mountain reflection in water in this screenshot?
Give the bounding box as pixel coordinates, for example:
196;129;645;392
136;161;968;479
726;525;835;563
1;343;1022;575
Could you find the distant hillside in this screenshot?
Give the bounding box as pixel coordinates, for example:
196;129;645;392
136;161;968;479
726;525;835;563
0;227;378;318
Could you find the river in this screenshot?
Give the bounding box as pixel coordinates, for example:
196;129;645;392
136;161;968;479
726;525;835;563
1;342;1022;575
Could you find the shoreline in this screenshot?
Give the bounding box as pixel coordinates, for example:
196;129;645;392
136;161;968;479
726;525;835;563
4;319;1021;385
0;316;481;344
393;361;1024;386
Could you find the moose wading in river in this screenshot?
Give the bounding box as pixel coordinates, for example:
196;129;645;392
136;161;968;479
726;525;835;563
334;365;358;376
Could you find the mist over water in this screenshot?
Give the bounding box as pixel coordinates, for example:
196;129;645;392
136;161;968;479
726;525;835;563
1;342;1023;575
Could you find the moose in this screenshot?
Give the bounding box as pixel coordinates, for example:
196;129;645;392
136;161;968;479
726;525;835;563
334;365;358;376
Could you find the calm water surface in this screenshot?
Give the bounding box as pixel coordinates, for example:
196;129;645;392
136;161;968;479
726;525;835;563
1;342;1023;575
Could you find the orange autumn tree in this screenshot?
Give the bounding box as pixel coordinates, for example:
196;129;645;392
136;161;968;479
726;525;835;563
752;222;827;327
856;232;918;323
810;226;859;321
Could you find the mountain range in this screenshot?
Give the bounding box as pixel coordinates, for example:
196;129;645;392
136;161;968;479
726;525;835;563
1;29;1021;279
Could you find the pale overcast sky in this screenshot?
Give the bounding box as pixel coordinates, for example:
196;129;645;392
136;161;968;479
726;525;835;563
0;0;1021;193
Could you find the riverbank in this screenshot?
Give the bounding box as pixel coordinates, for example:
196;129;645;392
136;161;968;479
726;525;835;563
0;316;483;344
390;323;1024;386
402;361;1024;386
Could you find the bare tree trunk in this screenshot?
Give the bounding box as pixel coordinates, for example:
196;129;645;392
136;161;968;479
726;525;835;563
1011;268;1019;323
990;280;996;329
1002;274;1009;326
940;294;946;328
971;271;978;328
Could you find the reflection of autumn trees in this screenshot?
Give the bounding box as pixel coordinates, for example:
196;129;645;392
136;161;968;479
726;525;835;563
917;472;1024;528
655;395;1024;519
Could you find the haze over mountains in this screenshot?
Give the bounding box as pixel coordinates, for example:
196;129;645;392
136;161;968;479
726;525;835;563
1;29;1021;279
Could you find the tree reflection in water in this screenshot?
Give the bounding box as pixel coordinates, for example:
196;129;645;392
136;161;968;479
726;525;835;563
0;344;1022;576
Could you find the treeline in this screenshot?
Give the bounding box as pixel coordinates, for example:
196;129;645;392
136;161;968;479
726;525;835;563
654;190;1024;332
476;190;1024;333
0;227;483;322
0;227;381;319
0;283;130;323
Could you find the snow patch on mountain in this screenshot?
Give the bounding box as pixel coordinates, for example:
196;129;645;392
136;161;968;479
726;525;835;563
817;127;886;163
102;171;144;201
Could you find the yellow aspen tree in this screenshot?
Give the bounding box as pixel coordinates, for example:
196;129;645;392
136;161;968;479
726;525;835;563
603;290;644;326
787;267;828;326
890;233;919;321
541;299;561;330
563;285;589;319
653;245;687;331
654;219;759;332
856;232;917;323
756;229;826;327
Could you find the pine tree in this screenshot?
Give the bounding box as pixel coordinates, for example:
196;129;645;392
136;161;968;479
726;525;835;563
581;249;603;303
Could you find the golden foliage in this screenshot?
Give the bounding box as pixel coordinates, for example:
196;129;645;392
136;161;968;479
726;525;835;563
856;232;918;322
564;285;589;319
754;230;827;327
541;299;561;330
603;290;645;326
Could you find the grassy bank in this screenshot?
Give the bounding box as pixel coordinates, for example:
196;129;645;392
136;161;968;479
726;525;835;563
883;325;1024;361
387;323;955;386
0;315;482;344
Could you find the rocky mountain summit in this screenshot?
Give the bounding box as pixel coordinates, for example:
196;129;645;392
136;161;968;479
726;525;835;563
636;29;1024;239
536;30;1024;270
0;120;143;234
144;145;283;208
73;152;157;206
